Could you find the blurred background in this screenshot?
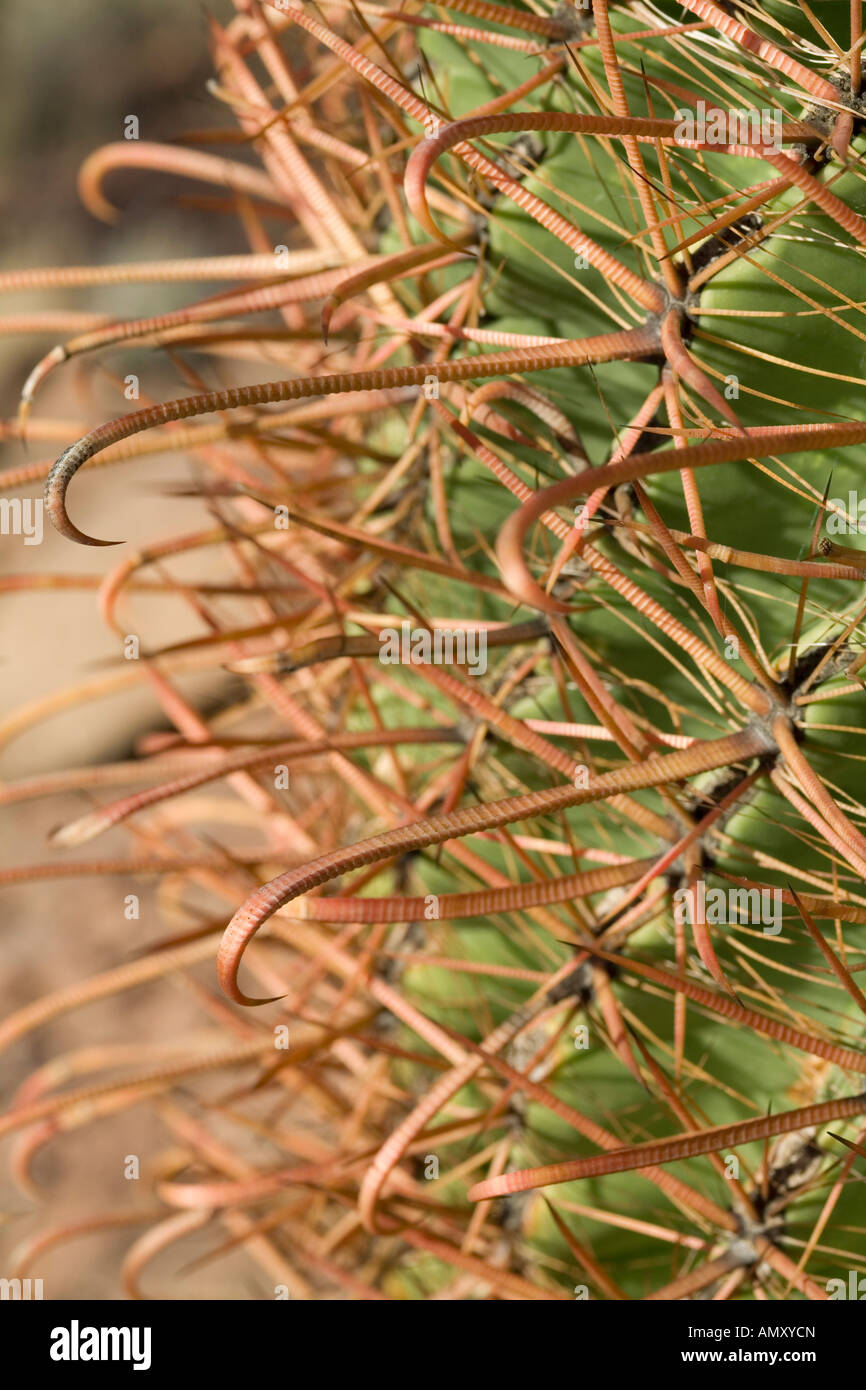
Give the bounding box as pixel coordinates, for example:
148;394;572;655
0;1;279;1297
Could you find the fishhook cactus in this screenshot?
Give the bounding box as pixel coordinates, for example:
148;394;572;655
3;0;866;1302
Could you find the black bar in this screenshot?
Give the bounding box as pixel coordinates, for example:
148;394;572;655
3;1294;856;1376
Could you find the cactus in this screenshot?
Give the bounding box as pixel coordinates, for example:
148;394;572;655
4;0;866;1301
